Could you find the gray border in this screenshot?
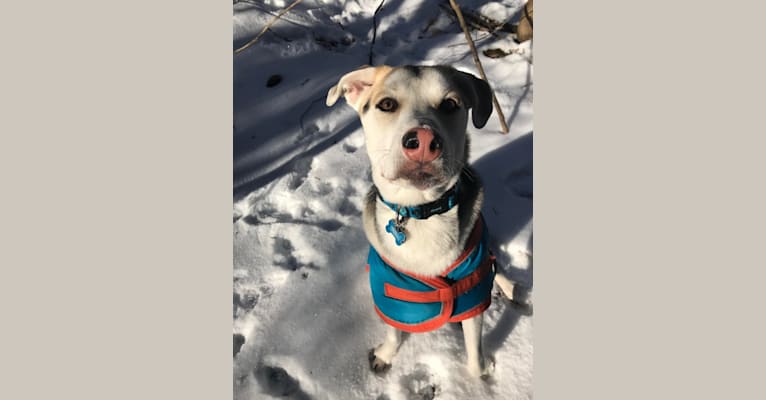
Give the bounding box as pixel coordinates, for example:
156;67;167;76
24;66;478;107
537;1;766;398
3;0;766;398
0;2;232;399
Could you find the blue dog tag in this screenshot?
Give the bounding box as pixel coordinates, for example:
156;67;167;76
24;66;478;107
385;219;406;246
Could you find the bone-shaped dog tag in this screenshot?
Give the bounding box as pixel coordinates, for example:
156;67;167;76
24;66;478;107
385;219;406;246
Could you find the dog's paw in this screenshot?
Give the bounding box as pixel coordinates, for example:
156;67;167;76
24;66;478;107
468;356;495;380
509;299;534;316
368;349;392;375
480;358;496;380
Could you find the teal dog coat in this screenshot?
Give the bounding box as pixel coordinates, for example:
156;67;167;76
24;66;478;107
366;217;495;333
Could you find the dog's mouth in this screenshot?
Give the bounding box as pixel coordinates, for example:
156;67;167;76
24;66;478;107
397;163;445;190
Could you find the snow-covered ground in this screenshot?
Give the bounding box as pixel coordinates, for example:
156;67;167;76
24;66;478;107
233;1;533;398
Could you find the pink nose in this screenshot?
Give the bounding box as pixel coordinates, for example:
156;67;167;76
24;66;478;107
402;128;443;162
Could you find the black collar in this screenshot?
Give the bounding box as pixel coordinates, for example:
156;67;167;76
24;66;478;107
377;179;460;220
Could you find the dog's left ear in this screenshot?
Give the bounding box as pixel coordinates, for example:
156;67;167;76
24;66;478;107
452;70;494;128
326;65;382;111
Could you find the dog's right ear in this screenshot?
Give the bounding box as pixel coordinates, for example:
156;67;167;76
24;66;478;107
451;70;494;129
326;66;378;111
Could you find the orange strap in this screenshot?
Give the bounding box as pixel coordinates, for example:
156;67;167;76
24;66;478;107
439;217;484;277
383;255;494;303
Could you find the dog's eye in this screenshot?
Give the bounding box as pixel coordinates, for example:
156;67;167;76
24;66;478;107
376;98;398;113
439;98;460;113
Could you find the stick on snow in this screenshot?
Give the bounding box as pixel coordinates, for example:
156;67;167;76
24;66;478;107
235;0;304;55
448;0;509;134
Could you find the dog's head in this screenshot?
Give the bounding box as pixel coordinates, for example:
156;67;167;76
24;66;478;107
326;65;492;204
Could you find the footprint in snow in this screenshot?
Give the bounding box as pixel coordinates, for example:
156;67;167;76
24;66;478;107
505;164;533;199
243;200;292;225
233;292;259;317
273;237;301;271
309;179;334;197
296;123;320;143
243;200;343;234
287;157;313;191
241;214;259;225
342;141;358;153
400;364;439;400
272;237;319;271
317;219;343;232
253;365;312;400
337;197;360;216
233;334;246;357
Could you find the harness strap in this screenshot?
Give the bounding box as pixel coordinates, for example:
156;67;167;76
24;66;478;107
440;217;484;278
383;255;495;303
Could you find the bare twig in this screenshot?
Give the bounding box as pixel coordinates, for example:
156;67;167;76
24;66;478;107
369;0;386;65
239;1;313;30
234;0;304;55
448;0;509;133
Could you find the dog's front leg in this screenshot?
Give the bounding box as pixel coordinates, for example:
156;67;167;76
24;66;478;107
368;325;402;373
462;314;494;378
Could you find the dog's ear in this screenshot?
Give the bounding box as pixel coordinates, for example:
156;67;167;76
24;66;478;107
326;66;379;111
452;70;494;128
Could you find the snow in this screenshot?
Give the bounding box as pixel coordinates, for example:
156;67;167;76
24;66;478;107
233;0;533;398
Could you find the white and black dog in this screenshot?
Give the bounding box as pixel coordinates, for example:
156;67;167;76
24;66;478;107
326;65;516;378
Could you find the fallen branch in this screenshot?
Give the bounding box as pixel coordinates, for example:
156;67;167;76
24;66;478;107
448;0;509;133
438;2;515;36
234;0;304;55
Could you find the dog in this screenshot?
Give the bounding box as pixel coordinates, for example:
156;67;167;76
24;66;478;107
326;65;516;378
